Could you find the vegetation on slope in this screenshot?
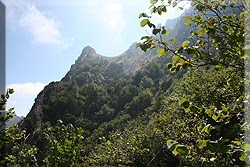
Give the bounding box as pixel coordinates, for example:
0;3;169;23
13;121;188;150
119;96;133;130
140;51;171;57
0;0;249;166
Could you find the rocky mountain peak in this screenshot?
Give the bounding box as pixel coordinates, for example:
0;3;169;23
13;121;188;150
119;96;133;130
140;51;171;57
78;46;96;61
70;46;97;70
81;46;96;55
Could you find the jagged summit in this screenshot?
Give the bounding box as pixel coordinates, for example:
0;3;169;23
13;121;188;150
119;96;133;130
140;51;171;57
81;46;96;55
70;46;101;71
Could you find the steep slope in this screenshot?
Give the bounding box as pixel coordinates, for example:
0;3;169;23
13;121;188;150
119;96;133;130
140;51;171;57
19;44;160;140
19;8;192;149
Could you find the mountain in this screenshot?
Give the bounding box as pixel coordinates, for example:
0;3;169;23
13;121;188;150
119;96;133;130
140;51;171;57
6;115;24;127
4;3;245;166
19;7;191;156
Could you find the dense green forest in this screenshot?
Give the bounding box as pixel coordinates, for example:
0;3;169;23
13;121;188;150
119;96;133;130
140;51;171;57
0;0;249;166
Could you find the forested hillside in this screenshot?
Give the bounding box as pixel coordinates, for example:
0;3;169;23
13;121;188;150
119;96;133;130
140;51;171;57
0;0;249;166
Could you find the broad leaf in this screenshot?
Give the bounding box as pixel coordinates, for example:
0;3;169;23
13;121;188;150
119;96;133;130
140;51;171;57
176;145;189;156
197;139;208;149
157;48;164;57
179;98;187;106
162;29;169;36
153;29;161;35
150;0;158;5
182;40;190;47
169;38;175;43
172;55;179;63
140;19;149;27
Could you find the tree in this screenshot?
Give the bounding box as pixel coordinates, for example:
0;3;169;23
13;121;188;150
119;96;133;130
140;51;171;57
137;0;248;165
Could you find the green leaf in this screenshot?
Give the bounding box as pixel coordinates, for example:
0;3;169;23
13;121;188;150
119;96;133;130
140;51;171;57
167;63;173;69
184;17;191;24
222;110;229;117
198;28;207;37
215;65;221;71
172;55;179;63
176;64;181;71
182;63;188;69
197;139;208;149
212;113;220;121
157;48;164;57
135;42;142;49
162;29;169;36
167;139;174;144
176;145;189;156
140;19;149;27
170;66;176;73
173;2;177;8
139;13;150;18
172;144;180;155
177;47;184;54
182;40;190;47
179;98;186;106
239;152;245;161
9;89;14;94
240;11;248;17
150;0;158;5
202;124;215;134
150;6;156;14
162;6;167;13
153;29;161;35
169;38;175;43
221;5;226;11
191;1;196;6
179;58;186;65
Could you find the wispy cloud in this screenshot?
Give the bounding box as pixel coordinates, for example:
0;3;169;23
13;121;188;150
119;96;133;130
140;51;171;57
19;4;64;46
6;82;47;116
3;0;69;47
101;3;125;30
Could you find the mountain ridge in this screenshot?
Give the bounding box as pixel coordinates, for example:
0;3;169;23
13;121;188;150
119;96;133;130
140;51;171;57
19;7;192;147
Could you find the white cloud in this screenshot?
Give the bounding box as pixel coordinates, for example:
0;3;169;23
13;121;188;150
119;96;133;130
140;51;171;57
8;82;46;98
101;2;125;30
19;4;64;45
3;0;68;46
6;82;47;116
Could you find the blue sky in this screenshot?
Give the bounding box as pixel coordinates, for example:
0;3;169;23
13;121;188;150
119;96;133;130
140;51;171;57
2;0;189;116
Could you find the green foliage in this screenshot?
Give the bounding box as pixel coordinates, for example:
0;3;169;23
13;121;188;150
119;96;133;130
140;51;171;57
41;120;84;166
0;89;39;166
2;0;248;166
136;0;247;166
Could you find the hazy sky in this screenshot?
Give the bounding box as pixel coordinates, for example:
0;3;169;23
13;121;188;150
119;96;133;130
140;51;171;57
2;0;189;116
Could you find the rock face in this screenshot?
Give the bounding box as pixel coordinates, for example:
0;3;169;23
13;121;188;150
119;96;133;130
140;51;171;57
20;82;60;137
71;46;100;71
63;44;156;82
